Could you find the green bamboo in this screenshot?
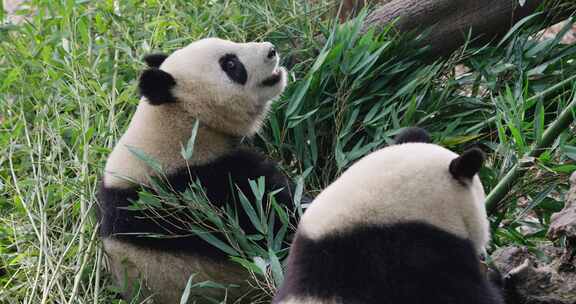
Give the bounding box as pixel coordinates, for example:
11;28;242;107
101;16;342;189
467;73;576;134
486;92;576;214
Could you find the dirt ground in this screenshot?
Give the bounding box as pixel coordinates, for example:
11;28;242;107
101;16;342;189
3;0;27;24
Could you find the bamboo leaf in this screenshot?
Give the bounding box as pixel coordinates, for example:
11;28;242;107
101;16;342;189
497;12;541;47
180;274;197;304
181;119;200;160
268;248;284;287
192;229;239;256
236;186;265;234
534;100;544;145
126;145;163;174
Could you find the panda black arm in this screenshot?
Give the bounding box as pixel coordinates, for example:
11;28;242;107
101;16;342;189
213;148;301;208
97;147;302;256
185;148;307;230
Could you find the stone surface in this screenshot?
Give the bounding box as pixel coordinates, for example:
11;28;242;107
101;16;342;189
492;172;576;304
548;172;576;242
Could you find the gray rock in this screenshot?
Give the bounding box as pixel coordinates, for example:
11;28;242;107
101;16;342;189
492;172;576;304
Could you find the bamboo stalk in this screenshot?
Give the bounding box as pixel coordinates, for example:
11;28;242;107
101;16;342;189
486;92;576;214
467;73;576;134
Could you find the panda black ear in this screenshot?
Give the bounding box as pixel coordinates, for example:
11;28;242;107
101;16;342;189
394;127;431;144
138;68;177;105
449;148;484;180
143;53;169;68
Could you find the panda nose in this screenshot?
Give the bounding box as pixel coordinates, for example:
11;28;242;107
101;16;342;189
266;46;276;59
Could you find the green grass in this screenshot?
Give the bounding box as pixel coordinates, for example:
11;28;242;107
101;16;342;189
1;0;575;303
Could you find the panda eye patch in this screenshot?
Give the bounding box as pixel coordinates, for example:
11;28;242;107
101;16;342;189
225;60;236;70
219;54;247;85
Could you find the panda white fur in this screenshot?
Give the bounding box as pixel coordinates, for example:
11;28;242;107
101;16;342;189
273;128;504;304
98;38;296;303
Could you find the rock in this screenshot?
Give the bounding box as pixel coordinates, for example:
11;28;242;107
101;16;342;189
548;172;576;242
491;172;576;304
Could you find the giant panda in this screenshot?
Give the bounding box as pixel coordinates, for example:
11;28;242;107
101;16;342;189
98;38;297;303
273;128;504;304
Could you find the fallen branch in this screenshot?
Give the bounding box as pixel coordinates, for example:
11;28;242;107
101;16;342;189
333;0;574;57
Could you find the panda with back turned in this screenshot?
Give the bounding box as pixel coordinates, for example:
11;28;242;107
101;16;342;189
273;128;504;304
98;38;296;303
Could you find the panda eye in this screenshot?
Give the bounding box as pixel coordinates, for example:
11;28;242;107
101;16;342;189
225;59;236;71
219;53;247;85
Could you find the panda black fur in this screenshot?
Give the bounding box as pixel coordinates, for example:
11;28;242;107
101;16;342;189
98;38;296;303
273;128;504;304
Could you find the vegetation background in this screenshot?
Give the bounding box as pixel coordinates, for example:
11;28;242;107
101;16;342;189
0;0;575;303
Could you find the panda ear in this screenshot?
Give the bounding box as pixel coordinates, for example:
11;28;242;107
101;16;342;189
138;68;177;105
143;53;168;68
394;127;431;144
449;148;484;180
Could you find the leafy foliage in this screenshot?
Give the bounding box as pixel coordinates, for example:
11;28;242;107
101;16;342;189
0;0;574;303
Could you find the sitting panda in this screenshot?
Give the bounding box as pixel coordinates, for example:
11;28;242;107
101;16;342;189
98;38;298;303
273;128;504;304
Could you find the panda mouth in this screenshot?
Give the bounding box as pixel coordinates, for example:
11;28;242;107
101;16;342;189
261;69;282;87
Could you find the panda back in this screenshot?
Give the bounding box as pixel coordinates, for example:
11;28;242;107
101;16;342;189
274;223;503;304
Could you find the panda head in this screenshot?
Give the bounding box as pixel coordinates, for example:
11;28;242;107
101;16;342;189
300;128;490;253
138;38;287;136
